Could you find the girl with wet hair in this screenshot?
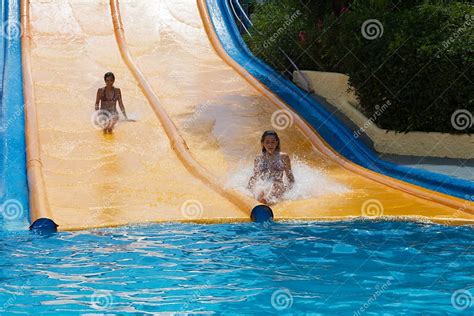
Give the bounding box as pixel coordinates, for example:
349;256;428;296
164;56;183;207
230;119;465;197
94;72;128;134
247;130;295;204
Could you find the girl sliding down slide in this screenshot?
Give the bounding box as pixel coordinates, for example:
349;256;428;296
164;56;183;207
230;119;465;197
248;130;295;205
94;72;130;134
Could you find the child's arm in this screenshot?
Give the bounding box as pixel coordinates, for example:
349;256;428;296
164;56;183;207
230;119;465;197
117;88;128;119
247;156;260;190
95;88;101;111
282;154;295;189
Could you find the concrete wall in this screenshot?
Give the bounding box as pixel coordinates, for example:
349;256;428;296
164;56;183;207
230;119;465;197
294;70;474;159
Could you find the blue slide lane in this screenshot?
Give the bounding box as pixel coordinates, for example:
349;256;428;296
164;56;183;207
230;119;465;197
0;0;29;230
206;0;474;201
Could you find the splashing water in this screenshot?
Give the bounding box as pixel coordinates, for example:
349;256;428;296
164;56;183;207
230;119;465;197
225;156;350;202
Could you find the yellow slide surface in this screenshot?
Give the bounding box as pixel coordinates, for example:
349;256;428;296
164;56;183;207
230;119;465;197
22;0;473;231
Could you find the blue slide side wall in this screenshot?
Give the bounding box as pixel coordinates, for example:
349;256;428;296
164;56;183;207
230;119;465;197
0;0;29;229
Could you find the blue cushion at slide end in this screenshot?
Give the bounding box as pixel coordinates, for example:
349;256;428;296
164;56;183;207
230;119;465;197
251;205;274;223
29;218;58;233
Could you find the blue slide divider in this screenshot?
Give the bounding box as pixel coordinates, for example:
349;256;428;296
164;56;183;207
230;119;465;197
0;0;29;229
206;0;473;200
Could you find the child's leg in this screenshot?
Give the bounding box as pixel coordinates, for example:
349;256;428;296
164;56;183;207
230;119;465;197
107;114;119;133
251;185;269;204
267;182;285;204
257;191;268;204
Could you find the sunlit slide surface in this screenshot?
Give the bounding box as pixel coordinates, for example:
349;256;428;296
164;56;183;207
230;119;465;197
25;0;474;230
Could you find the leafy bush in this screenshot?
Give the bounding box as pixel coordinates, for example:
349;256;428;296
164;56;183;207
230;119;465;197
245;0;474;134
244;0;310;77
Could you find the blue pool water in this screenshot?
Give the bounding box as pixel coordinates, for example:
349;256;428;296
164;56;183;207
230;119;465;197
0;221;473;315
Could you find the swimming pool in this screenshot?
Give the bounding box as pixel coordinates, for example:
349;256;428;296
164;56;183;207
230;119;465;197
1;220;472;314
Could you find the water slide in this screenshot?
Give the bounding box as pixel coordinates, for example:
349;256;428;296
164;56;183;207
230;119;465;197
18;0;474;231
218;0;474;201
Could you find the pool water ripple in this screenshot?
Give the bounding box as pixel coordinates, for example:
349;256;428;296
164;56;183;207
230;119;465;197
0;220;472;314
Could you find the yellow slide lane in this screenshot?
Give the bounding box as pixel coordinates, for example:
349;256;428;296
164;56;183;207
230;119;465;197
22;0;473;231
22;0;252;231
117;0;473;225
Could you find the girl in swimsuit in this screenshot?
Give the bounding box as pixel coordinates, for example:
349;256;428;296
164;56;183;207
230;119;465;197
247;130;295;205
94;72;128;134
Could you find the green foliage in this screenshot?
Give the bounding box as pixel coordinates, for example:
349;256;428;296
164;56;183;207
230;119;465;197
245;0;474;133
244;0;309;76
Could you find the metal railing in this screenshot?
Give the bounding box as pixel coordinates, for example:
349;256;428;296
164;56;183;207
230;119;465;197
228;0;313;92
